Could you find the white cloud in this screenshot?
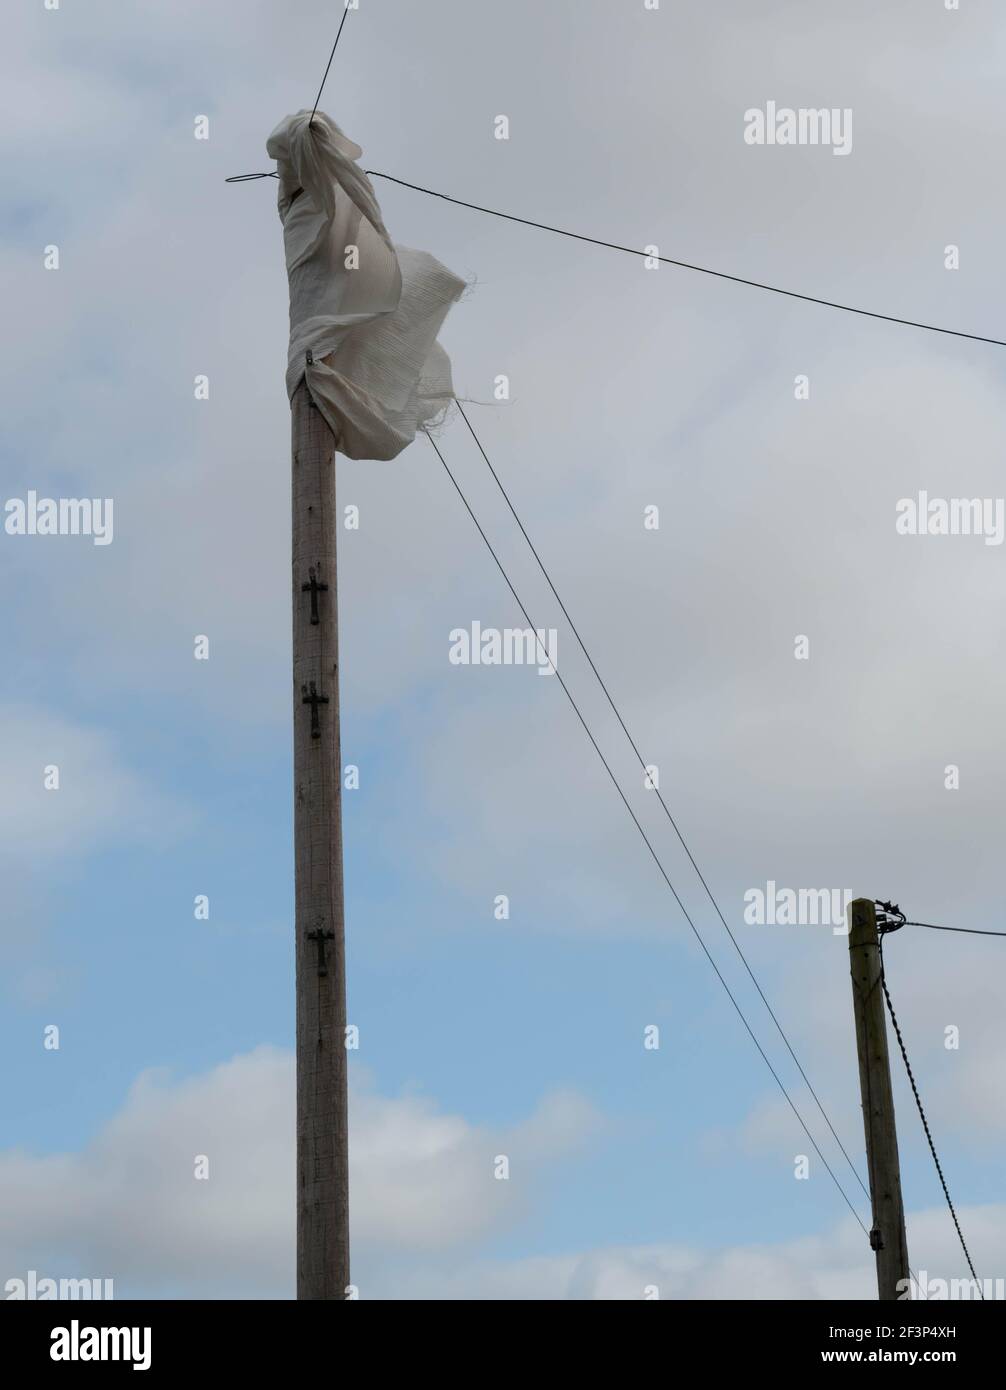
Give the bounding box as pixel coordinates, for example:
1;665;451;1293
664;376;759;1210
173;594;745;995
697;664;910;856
0;1048;600;1298
375;1205;1006;1301
4;1044;998;1301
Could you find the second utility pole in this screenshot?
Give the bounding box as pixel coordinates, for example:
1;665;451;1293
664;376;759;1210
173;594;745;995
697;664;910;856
848;897;910;1300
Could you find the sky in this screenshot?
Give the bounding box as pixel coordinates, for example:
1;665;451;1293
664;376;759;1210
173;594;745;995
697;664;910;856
2;0;1006;1300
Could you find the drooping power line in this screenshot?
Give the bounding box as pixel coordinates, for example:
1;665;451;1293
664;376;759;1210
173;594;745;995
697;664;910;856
367;172;1006;349
424;424;873;1238
455;399;872;1207
225;162;1004;347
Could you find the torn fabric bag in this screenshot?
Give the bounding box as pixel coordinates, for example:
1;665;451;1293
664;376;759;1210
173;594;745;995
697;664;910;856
267;110;465;461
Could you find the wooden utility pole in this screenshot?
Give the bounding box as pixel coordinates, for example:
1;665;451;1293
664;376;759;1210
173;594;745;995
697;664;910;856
848;897;909;1300
292;372;349;1299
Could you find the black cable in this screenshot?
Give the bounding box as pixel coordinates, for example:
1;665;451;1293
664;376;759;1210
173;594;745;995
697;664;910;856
226;5;353;179
878;937;983;1295
424;425;871;1238
310;5;352;126
364;172;1006;349
221;160;1006;349
221;164;1005;349
454;399;872;1207
905;920;1006;938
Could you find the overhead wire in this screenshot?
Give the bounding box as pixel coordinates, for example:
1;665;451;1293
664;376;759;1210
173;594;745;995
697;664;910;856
425;424;873;1239
365;172;1006;349
454;399;872;1207
309;4;352;126
904;920;1006;939
223;168;1004;348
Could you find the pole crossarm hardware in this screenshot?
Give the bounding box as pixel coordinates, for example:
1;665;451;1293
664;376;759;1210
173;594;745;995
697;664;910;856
875;900;906;935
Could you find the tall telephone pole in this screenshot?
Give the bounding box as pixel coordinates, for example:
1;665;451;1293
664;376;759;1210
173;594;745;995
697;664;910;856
266;99;460;1297
848;897;910;1300
292;373;349;1299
